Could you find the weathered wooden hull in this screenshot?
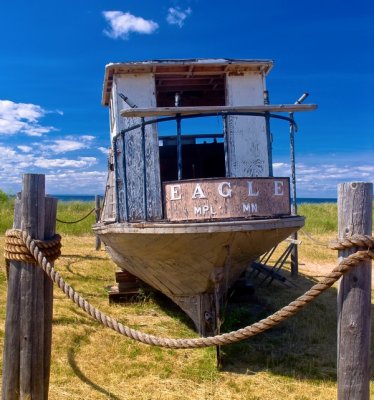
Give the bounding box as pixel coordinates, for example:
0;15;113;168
94;216;304;334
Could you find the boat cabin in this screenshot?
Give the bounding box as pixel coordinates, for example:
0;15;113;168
100;59;314;224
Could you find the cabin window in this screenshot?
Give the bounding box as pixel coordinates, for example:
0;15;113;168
155;73;226;182
159;133;225;182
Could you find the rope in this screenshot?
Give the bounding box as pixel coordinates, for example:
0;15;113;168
56;208;95;224
329;234;373;251
4;229;374;349
300;228;329;247
4;230;61;264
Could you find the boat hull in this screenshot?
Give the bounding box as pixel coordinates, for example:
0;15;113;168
94;216;304;334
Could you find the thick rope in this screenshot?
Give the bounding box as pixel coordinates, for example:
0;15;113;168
4;230;61;264
330;234;373;251
4;229;373;349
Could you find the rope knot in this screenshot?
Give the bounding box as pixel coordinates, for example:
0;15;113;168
4;229;61;264
329;234;374;254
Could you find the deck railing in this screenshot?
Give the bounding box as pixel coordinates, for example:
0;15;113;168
112;104;315;223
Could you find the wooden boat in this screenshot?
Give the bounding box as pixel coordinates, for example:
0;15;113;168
93;59;316;335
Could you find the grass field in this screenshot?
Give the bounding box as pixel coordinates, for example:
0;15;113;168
0;199;373;399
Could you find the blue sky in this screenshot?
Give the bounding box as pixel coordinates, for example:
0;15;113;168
0;0;373;197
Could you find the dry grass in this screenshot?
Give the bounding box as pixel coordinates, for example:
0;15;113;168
0;233;373;399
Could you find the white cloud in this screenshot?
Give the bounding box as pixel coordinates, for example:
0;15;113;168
272;158;374;197
34;157;97;169
0;99;57;137
0;143;106;194
98;146;109;155
166;7;192;28
17;145;32;153
39;136;96;154
103;11;159;39
41;139;88;154
0;100;44;122
80;135;95;141
46;170;107;194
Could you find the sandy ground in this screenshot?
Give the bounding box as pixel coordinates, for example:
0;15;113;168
299;261;374;286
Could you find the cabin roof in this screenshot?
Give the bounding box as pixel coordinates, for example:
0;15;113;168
102;58;274;106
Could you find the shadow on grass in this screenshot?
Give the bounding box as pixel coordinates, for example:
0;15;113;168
60;253;104;261
152;291;197;331
68;330;123;400
64;264;373;385
219;269;374;381
58;253;110;279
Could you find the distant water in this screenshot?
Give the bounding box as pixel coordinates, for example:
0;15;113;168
53;195;336;204
52;195;98;202
297;198;337;204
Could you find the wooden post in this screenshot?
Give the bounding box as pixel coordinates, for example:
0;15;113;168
95;195;101;250
337;182;372;400
2;194;22;400
2;174;57;400
43;197;58;399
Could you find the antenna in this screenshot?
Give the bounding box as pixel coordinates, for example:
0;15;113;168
294;93;309;105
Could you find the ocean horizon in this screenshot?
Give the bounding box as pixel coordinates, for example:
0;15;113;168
52;194;338;204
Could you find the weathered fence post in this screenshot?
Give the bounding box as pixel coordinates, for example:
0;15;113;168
2;193;22;400
2;174;57;400
337;182;372;400
43;196;58;399
95;194;101;250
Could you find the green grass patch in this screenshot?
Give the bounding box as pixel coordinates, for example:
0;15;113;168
0;195;96;235
56;201;96;236
0;190;15;234
298;203;338;233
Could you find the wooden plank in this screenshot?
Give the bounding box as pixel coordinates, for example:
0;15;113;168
114;74;162;221
337;182;372;400
226;74;268;177
164;178;290;221
113;133;127;221
120;104;317;117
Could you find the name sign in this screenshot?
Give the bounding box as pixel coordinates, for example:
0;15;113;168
164;178;290;221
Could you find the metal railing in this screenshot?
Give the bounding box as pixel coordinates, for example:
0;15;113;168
112;110;298;223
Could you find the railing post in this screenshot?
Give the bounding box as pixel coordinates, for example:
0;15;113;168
222;114;230;177
263;90;273;177
2;174;57;400
289;93;309;277
289;116;298;276
95;195;101;250
176;114;182;180
141;117;148;220
337;182;372;400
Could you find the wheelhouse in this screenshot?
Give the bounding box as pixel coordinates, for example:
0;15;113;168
100;59;315;223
